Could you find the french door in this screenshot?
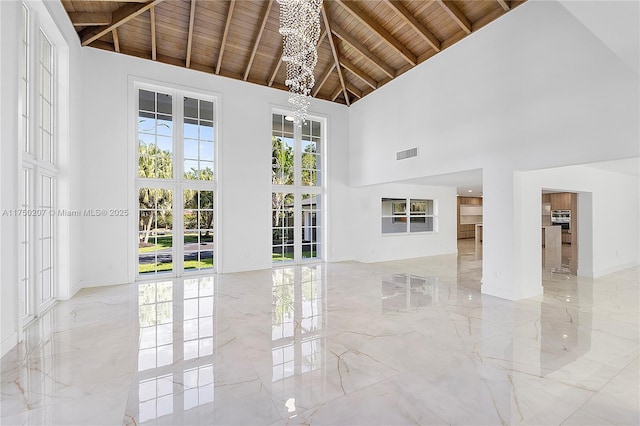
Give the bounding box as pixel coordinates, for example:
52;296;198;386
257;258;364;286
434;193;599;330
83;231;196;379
136;86;217;277
271;113;324;263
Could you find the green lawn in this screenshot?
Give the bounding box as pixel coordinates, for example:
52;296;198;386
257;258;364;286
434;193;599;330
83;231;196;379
139;233;213;253
138;257;213;274
272;251;317;261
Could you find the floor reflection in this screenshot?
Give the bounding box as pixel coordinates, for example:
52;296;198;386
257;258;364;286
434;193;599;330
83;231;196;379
2;246;637;426
271;266;325;418
539;274;594;375
381;273;439;312
126;277;216;425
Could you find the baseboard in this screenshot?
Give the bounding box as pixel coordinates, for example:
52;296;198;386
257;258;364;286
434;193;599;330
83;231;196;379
480;284;515;300
78;278;131;289
325;256;356;263
585;261;640;278
481;283;543;301
1;332;18;358
70;279;83;298
356;250;459;264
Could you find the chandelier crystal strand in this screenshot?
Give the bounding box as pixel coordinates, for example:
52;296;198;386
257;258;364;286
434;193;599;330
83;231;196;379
278;0;323;126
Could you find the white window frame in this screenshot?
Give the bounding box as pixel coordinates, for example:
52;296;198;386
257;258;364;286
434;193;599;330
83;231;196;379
19;3;59;325
131;79;220;280
271;109;326;264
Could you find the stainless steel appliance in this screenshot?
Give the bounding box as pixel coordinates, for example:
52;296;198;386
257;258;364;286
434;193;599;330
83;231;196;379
551;210;571;231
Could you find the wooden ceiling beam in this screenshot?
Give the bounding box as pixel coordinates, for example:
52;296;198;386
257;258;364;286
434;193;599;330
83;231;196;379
312;63;335;97
150;5;157;60
436;0;472;34
345;82;362;99
112;29;120;53
268;45;283;87
331;84;345;102
321;7;349;106
68;12;112;26
383;0;440;52
185;0;197;68
331;25;395;79
80;0;165;46
216;0;235;75
497;0;511;11
244;0;273;81
335;0;417;66
339;57;377;90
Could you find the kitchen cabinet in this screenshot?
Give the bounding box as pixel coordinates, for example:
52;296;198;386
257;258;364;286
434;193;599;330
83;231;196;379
549;192;571;210
460;205;483;216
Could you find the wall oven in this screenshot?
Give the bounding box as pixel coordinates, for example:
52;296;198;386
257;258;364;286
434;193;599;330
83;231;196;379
551;210;571;231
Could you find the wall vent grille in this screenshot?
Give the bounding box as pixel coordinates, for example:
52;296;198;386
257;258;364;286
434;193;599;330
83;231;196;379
396;147;418;160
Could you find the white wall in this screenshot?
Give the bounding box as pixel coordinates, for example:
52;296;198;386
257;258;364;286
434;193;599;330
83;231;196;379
349;1;638;187
348;0;639;299
43;0;84;300
79;48;353;284
352;184;457;263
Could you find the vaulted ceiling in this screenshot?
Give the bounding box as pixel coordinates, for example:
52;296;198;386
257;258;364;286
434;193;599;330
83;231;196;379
61;0;526;105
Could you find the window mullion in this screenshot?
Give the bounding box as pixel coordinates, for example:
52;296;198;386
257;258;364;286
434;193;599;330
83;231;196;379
174;93;184;275
175;91;184;184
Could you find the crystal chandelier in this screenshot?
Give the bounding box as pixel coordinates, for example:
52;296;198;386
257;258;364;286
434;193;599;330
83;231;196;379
278;0;323;126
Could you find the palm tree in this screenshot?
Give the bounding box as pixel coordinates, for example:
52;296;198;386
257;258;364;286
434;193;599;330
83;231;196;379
183;167;214;237
138;142;173;244
272;136;294;230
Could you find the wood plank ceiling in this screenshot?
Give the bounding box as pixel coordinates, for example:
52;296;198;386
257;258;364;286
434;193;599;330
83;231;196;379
61;0;526;105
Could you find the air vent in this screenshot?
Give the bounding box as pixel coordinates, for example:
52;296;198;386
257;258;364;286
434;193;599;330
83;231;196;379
396;147;418;160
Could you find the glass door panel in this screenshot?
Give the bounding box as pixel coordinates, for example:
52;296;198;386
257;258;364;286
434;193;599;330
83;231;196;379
272;192;295;262
301;193;321;260
139;188;174;275
183;190;214;271
38;174;54;307
20;167;33;321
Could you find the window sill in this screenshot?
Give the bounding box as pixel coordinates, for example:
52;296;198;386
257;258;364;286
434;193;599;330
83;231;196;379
381;231;438;236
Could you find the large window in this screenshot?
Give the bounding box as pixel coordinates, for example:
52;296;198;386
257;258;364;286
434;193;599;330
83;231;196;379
136;86;217;276
19;4;58;323
271;113;324;263
381;198;437;234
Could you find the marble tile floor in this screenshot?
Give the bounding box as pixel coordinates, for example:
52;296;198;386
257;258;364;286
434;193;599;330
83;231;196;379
1;240;638;425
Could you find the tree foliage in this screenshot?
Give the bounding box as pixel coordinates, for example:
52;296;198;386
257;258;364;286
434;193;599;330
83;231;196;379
138;142;216;244
138;142;173;244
